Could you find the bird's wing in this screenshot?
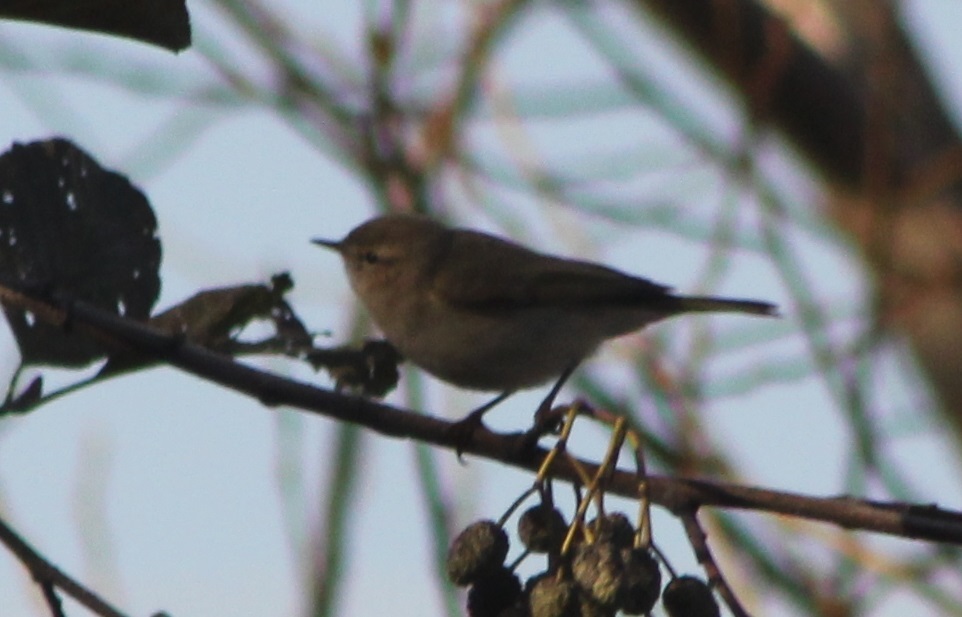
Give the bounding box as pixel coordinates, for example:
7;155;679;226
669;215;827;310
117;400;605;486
432;230;673;310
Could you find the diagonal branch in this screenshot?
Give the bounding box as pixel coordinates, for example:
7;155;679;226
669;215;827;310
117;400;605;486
1;280;962;548
0;516;128;617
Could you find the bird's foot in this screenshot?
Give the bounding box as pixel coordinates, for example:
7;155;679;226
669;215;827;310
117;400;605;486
445;407;490;461
445;391;514;461
506;403;567;458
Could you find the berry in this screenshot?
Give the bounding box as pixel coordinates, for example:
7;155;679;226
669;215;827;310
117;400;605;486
575;592;617;617
526;572;578;617
586;512;635;549
518;504;567;553
467;567;522;617
496;604;529;617
447;520;510;586
662;576;720;617
571;542;624;608
619;548;661;615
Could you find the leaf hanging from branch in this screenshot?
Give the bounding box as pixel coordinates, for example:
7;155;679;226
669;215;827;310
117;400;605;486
0;137;162;367
0;0;191;52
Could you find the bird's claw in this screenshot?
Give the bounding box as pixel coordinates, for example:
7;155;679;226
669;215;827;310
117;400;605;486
445;408;488;462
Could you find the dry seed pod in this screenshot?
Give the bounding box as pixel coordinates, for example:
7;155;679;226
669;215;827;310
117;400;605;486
586;512;635;549
527;572;578;617
662;575;720;617
496;603;530;617
518;504;567;554
575;592;617;617
571;542;624;608
467;566;522;617
619;548;661;615
446;520;510;586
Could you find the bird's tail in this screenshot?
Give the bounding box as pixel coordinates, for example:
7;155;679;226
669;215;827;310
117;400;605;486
675;295;779;317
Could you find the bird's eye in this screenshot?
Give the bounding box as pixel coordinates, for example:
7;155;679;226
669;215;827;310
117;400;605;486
362;251;379;264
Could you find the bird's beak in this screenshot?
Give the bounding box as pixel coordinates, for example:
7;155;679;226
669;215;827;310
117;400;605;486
311;238;342;252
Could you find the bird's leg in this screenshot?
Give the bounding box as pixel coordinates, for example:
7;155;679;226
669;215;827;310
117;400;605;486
527;362;579;442
463;390;515;427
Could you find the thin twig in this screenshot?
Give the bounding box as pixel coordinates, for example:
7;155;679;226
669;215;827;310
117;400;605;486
680;509;749;617
0;516;129;617
39;580;66;617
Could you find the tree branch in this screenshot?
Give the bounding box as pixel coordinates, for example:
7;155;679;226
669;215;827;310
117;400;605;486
0;516;128;617
1;280;962;548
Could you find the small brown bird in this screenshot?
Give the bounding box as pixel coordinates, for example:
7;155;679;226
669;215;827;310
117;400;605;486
314;214;777;412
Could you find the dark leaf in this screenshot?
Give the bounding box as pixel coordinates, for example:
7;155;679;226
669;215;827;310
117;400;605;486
0;0;191;52
0;138;162;367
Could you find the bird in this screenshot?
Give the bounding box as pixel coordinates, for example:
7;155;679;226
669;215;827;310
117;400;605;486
313;214;777;426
